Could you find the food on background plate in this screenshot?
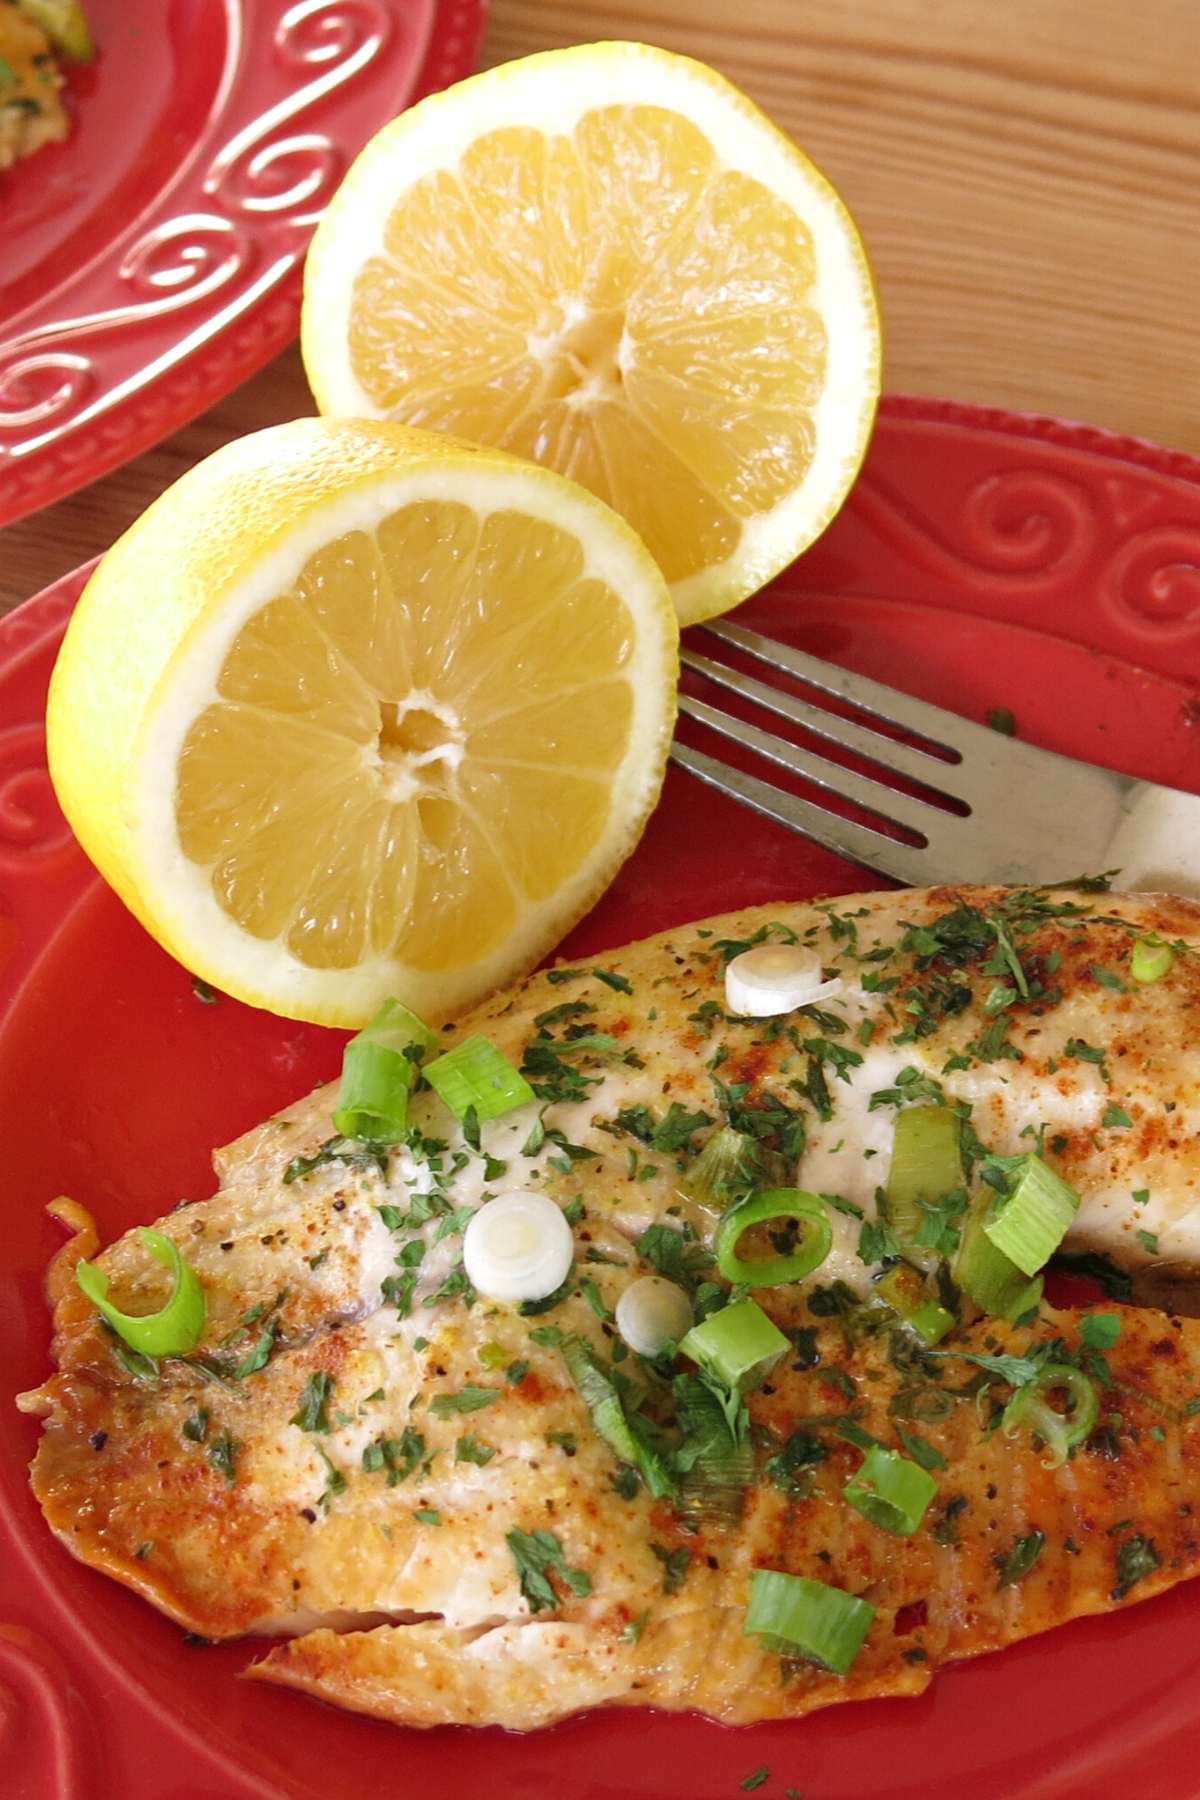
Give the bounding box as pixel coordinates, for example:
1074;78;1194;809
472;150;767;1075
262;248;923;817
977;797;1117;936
21;883;1200;1729
302;40;881;627
0;0;93;169
45;416;678;1029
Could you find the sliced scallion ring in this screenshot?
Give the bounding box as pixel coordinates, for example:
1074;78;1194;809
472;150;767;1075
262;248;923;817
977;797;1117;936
615;1276;693;1358
885;1105;963;1267
842;1443;937;1536
873;1265;956;1344
1131;936;1174;984
462;1192;573;1303
1001;1362;1098;1468
983;1155;1080;1276
714;1188;832;1286
332;997;438;1141
76;1228;206;1357
954;1202;1043;1320
906;1300;956;1345
678;1298;788;1395
743;1568;875;1673
682;1126;763;1211
724;944;844;1017
424;1035;535;1123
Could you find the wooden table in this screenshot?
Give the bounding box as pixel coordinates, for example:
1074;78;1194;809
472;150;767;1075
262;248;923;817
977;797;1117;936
3;0;1197;615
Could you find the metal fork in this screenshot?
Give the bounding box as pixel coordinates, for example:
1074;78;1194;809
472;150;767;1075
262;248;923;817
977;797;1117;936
671;621;1200;894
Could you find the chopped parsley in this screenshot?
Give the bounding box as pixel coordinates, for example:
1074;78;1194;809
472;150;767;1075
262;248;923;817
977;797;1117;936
650;1543;691;1594
637;1221;712;1287
283;1135;389;1185
413;1508;442;1526
1080;1313;1121;1351
993;1530;1045;1589
182;1407;209;1444
207;1429;240;1486
896;1427;947;1472
507;1528;591;1612
290;1371;334;1434
857;1216;903;1266
1112;1533;1161;1600
931;1494;968;1547
592;967;633;994
454;1433;496;1466
764;1429;827;1494
315;1445;346;1511
362;1427;425;1485
430;1385;501;1417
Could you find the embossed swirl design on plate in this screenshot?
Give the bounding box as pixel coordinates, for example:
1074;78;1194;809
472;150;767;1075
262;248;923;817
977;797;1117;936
0;0;392;448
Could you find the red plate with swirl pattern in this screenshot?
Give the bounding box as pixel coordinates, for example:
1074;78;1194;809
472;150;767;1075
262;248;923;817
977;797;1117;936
3;398;1200;1797
0;0;486;527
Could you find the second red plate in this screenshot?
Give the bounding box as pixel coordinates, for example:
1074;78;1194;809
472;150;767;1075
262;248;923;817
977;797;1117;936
0;0;486;526
2;397;1200;1798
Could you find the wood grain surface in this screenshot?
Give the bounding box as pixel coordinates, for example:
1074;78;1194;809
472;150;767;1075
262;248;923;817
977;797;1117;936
3;0;1198;615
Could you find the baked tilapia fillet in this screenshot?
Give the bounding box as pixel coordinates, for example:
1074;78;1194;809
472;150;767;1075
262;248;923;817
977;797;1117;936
20;884;1200;1730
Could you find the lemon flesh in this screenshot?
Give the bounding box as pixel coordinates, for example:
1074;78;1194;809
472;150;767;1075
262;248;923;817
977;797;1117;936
47;419;678;1026
302;41;881;625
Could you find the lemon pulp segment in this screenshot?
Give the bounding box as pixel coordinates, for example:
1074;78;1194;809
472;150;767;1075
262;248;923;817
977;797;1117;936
174;506;637;974
349;111;821;590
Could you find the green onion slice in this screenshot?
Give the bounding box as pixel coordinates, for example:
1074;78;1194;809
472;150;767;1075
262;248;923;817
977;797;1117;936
76;1228;206;1357
906;1300;956;1345
682;1127;763;1211
424;1035;535;1123
332;998;438;1141
983;1155;1080;1276
1131;936;1174;984
954;1202;1043;1320
678;1298;789;1395
673;1372;754;1524
714;1188;832;1286
561;1336;676;1498
744;1568;875;1674
874;1265;955;1344
843;1443;937;1536
885;1105;963;1266
1001;1362;1098;1468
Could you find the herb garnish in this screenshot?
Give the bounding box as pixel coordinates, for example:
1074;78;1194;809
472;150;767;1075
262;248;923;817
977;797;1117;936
1112;1534;1161;1600
208;1429;240;1486
283;1135;389;1185
290;1371;333;1433
650;1543;692;1594
993;1530;1045;1589
362;1427;425;1485
507;1528;592;1612
430;1385;500;1416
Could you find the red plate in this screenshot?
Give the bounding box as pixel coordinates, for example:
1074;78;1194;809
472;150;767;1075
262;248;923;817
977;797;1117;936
0;0;486;528
3;397;1200;1799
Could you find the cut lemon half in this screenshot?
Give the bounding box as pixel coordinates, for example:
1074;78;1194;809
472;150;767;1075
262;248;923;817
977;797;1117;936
46;419;678;1027
302;40;881;626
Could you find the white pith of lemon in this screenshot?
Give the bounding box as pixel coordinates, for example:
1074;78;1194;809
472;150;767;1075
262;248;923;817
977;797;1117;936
302;39;881;626
46;418;678;1027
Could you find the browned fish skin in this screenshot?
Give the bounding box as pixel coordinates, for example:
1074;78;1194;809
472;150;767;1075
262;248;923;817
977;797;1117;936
19;884;1200;1730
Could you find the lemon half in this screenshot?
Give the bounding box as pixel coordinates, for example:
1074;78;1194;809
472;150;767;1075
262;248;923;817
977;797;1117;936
302;40;882;626
47;419;678;1026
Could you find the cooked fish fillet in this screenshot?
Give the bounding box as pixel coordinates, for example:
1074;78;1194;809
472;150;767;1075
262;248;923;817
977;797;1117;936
19;883;1200;1729
0;3;67;170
